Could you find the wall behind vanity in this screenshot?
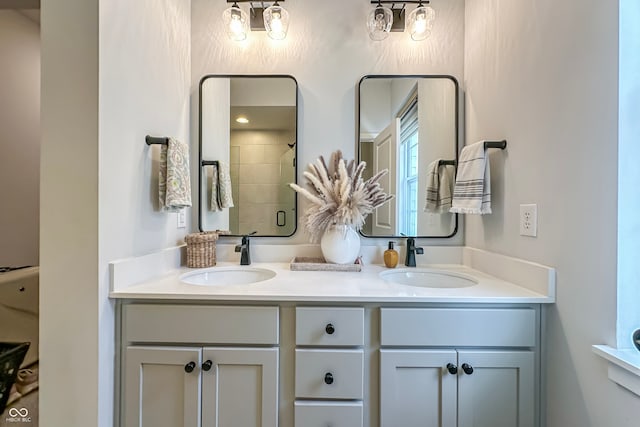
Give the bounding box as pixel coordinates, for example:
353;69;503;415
465;1;637;426
191;0;465;244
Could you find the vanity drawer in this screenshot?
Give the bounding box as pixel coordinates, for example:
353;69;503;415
296;307;364;346
294;401;363;427
123;304;279;344
380;308;536;347
295;349;364;399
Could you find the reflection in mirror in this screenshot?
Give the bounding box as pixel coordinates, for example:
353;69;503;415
199;75;297;236
358;75;458;238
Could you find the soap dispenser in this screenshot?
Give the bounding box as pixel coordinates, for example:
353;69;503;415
384;241;399;268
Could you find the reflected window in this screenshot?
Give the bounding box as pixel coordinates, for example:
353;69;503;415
399;96;419;236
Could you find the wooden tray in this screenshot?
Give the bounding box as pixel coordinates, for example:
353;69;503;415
290;257;362;272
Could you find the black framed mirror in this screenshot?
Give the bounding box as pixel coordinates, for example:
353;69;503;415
357;75;459;238
199;74;298;236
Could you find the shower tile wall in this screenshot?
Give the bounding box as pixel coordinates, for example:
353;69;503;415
230;130;295;235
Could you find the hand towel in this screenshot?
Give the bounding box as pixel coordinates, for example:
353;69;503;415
210;161;234;211
424;160;454;213
159;138;192;212
449;141;492;214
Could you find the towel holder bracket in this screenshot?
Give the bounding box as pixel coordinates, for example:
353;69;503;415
484;140;507;150
145;135;169;146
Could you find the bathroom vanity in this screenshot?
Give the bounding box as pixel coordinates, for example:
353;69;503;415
111;252;554;427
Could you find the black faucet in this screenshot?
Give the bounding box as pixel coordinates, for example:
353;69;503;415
235;231;257;265
404;237;424;267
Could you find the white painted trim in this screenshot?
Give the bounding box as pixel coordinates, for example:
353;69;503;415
593;345;640;397
463;247;556;300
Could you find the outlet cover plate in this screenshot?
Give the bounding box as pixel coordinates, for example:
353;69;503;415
520;204;537;237
177;209;186;228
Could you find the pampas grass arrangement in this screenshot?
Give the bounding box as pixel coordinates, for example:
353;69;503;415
290;150;393;242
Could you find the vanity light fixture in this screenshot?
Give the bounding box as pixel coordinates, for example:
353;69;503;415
224;0;289;41
367;0;435;41
222;2;249;41
367;1;393;41
406;1;435;41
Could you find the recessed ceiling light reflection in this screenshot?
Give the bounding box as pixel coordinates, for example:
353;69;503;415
236;116;249;124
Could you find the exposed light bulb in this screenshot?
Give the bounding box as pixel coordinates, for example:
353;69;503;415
407;4;435;41
264;3;289;40
222;3;249;41
367;5;393;41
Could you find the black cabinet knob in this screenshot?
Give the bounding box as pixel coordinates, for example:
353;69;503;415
462;363;474;375
325;324;335;335
184;361;196;373
446;363;458;375
202;360;213;371
324;372;334;385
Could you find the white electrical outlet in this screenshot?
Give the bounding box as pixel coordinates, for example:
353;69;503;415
519;204;537;237
177;209;186;229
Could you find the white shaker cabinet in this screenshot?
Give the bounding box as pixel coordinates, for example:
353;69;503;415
120;304;280;427
379;308;537;427
380;349;534;427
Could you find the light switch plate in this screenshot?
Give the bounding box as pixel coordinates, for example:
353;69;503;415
520;204;537;237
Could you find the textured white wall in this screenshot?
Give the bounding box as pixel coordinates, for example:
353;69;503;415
465;0;638;425
98;1;191;426
0;11;40;267
191;0;465;246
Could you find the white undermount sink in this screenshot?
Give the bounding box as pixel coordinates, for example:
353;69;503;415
379;268;478;288
180;267;276;286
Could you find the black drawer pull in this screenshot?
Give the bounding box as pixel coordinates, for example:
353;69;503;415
324;372;334;385
462;363;474;375
325;323;335;335
184;361;196;373
446;363;458;375
202;360;213;371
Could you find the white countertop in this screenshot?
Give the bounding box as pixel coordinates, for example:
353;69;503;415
109;261;553;303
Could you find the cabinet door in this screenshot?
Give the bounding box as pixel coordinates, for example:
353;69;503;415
201;347;279;427
123;346;201;427
380;349;457;427
457;350;535;427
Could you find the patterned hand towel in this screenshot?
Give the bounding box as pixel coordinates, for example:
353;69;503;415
424;160;454;213
449;141;492;214
210;161;234;211
159;138;192;212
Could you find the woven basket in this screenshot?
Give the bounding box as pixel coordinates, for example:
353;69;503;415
185;232;219;268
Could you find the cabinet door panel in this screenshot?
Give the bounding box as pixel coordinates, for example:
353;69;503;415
457;350;534;427
123;346;201;427
202;347;278;427
380;349;457;427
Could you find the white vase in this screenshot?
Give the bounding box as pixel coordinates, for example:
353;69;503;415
320;224;361;264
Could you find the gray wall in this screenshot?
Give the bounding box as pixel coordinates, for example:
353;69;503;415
464;0;637;425
0;11;40;267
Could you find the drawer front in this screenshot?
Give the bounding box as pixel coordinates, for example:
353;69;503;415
380;308;536;347
296;307;364;346
124;304;279;344
295;401;363;427
295;349;364;399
